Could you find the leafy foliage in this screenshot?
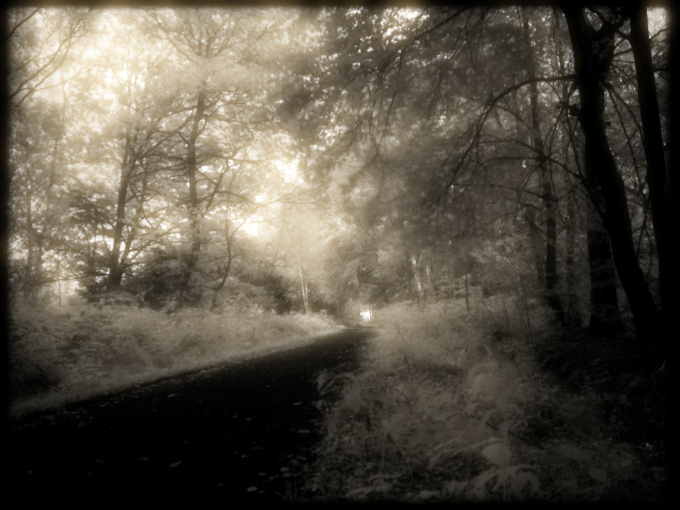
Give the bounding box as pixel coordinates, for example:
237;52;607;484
305;295;666;502
6;6;671;501
8;299;338;416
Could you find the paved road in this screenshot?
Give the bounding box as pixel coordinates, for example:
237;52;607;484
7;328;371;503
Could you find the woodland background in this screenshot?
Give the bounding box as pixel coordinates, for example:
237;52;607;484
2;2;673;501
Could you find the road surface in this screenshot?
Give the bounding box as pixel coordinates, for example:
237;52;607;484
7;327;372;503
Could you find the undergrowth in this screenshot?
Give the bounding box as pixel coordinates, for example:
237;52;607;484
8;299;339;417
304;295;668;502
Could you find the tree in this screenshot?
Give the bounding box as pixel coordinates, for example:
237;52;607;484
562;7;625;333
98;31;176;290
5;4;672;355
143;8;282;306
521;8;565;323
561;4;660;351
8;99;70;302
287;4;670;355
7;7;90;106
6;8;92;303
627;2;674;350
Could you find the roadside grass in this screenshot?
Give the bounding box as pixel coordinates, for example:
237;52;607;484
8;299;340;417
305;295;668;502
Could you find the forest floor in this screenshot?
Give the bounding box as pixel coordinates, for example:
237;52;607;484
8;328;371;502
303;297;670;503
7;295;670;502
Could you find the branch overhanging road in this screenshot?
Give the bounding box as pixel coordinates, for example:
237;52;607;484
7;327;373;502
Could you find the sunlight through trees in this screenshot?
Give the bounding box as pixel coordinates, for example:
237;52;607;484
7;3;673;358
6;4;672;502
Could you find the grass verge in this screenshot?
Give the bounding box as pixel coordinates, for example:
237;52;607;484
8;299;340;417
304;296;668;502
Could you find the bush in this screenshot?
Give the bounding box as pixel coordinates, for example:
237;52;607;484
306;294;660;502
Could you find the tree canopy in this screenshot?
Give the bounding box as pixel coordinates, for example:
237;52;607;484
3;3;675;360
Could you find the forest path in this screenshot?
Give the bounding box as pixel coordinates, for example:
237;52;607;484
7;327;372;503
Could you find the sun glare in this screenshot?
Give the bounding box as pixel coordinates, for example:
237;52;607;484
275;159;302;185
397;8;423;22
66;11;142;104
241;218;262;237
360;308;374;322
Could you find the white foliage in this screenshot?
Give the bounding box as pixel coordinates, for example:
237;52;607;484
467;360;518;412
9;301;338;416
481;441;512;467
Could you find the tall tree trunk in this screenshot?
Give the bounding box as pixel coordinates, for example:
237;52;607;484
211;218;234;310
522;11;564;323
411;254;425;304
562;5;659;350
629;3;673;355
296;252;310;314
586;193;622;333
24;185;35;302
556;26;585;329
108;131;139;290
23;182;49;302
671;0;680;233
669;0;680;363
108;155;132;289
424;262;433;301
180;92;206;306
524;205;545;282
565;185;582;328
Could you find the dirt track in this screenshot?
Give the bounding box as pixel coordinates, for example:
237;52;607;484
7;328;371;503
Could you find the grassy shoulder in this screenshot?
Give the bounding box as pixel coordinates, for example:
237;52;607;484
304;296;668;502
8;299;341;417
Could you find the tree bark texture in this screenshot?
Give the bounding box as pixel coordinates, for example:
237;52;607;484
668;0;680;363
586;197;622;333
562;5;659;349
565;186;582;328
628;3;673;355
108;133;137;289
180;92;206;306
522;11;564;323
297;252;310;314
